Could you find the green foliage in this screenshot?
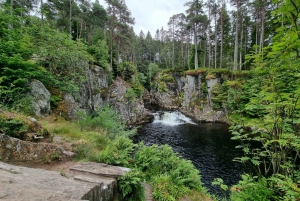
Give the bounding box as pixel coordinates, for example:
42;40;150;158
148;63;161;81
161;74;175;83
11;96;34;115
97;139;209;200
77;105;136;139
88;39;109;69
125;87;138;103
0;116;28;138
230;174;275;201
34;25;91;94
0;54;44;104
117;62;137;81
151;174;190;201
268;173;300;200
99;136;135;166
118;169;145;201
134;144;206;200
74;131;109;162
50;95;62;107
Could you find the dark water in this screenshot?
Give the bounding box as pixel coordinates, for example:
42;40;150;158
134;116;248;195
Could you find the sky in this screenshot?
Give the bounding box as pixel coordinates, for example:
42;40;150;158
98;0;187;36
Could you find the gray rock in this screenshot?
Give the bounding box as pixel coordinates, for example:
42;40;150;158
61;93;80;120
0;162;121;201
108;78;152;124
0;134;66;163
30;79;51;116
206;78;220;106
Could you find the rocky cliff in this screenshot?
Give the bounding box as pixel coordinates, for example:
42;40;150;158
149;72;228;123
78;65;152;124
29;65;152;125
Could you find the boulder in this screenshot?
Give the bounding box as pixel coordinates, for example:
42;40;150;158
0;134;68;163
0;162;125;201
30;79;51;116
56;94;80;120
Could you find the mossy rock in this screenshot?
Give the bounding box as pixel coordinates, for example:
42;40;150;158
0;110;51;142
100;87;110;98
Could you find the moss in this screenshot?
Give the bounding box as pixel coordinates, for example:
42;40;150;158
185;70;198;76
49;87;63;107
100;87;110;98
205;74;216;80
158;82;168;92
0;110;50;139
161;74;175;83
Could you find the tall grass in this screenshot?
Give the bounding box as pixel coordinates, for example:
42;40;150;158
42;118;108;161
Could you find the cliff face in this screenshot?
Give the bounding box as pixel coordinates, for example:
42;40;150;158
149;73;228;123
77;65;152;124
28;65;152;124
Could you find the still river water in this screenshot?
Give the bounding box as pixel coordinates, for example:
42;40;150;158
133;111;247;195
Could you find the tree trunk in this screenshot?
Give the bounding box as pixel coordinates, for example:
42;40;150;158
69;0;72;38
194;25;198;69
208;1;212;68
233;1;239;70
172;17;175;69
239;18;243;70
214;10;217;69
220;1;224;68
259;3;266;54
9;0;13;29
40;0;43;22
255;14;258;54
110;34;113;69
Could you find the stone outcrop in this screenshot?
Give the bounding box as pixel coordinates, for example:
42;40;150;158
150;73;228;123
27;65;152;124
56;93;80;120
78;65;109;114
30;79;51;117
108;78;152;124
78;66;152;124
0;111;52;142
0;161;130;201
0;134;68;163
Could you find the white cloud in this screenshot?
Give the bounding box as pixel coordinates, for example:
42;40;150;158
97;0;187;36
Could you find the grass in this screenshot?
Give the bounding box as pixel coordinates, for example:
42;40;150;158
41;117;109;162
179;190;215;201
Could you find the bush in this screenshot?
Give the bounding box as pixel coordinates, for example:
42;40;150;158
134;144;206;200
118;169;145;201
230;174;275;201
0;117;27;138
77;105;136;139
99;136;135;166
151;174;190;201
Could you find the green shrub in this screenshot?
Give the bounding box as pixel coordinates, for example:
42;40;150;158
125;87;138;103
134;144;205;200
230;174;275;201
11;96;34;115
161;74;175;83
77;105;136;139
99;136;135;166
151;174;190;201
118;169;145;201
0;117;28;138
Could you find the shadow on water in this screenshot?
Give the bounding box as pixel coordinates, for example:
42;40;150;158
133;111;249;195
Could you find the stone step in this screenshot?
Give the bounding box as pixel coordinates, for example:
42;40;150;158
74;175;115;186
70;162;130;179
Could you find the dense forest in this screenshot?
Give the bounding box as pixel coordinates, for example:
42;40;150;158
0;0;300;200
